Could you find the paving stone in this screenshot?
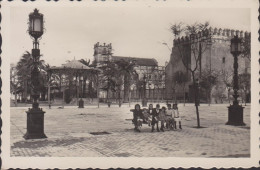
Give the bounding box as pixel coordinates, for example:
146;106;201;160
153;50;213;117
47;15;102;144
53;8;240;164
10;104;250;157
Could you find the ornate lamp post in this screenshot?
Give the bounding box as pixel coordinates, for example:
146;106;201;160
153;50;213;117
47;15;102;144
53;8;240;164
226;35;245;126
78;75;84;108
24;9;47;139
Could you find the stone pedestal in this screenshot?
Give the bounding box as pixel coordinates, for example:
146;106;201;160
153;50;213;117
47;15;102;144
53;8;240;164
226;104;245;126
78;99;84;108
24;108;47;139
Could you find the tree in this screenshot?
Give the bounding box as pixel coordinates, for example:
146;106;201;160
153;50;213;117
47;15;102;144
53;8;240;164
79;59;91;66
44;64;60;105
199;68;219;105
221;67;233;104
174;71;189;106
16;51;32;102
241;33;251;61
153;71;165;103
238;73;250;106
170;21;211;128
113;72;124;107
135;78;144;100
212;84;226;103
16;51;47;102
170;22;184;38
114;59;137;102
99;60;118;103
10;64;19;106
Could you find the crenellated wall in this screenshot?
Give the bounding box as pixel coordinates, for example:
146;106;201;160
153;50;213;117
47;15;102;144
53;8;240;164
165;28;251;103
173;27;251;46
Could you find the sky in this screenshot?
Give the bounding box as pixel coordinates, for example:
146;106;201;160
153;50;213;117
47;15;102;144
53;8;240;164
10;6;250;67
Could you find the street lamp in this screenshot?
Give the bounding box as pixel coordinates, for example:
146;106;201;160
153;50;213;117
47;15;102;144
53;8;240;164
24;9;47;139
78;75;84;108
226;35;245;126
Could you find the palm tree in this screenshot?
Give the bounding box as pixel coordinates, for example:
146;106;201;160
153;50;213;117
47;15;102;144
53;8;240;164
112;71;124;106
16;51;32;102
79;59;91;66
10;65;19;106
114;59;137;102
16;51;46;102
99;60;118;104
170;22;184;38
43;63;60;104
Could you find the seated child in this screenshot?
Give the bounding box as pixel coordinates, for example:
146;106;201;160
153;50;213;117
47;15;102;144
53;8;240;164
158;106;167;132
132;104;144;132
142;108;152;126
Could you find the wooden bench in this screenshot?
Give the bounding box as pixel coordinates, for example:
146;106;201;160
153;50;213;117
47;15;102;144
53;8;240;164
129;109;150;124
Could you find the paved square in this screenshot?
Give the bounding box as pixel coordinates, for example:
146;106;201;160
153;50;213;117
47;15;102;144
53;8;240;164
10;103;250;157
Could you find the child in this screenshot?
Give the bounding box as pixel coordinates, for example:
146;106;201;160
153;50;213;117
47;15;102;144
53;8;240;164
158;106;167;132
149;104;160;132
165;104;174;130
172;103;182;129
132;104;143;132
142;108;152;126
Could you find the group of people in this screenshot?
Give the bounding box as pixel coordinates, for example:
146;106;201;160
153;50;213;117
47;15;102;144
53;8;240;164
132;103;182;132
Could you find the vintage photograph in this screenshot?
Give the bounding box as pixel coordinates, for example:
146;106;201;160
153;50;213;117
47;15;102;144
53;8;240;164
2;0;259;169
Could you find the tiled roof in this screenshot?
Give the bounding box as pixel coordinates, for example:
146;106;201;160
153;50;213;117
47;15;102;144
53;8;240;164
61;59;92;69
112;56;158;66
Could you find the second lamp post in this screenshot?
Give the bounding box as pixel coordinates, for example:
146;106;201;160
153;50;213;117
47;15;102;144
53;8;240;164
226;35;245;126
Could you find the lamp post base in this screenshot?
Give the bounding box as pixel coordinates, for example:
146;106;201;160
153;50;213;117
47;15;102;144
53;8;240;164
24;108;47;140
226;104;245;126
78;98;84;108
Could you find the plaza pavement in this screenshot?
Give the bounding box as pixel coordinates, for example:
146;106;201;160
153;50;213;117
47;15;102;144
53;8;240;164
10;103;250;157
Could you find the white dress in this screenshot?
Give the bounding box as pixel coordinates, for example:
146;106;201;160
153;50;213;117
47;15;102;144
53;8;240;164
173;109;182;122
166;109;173;121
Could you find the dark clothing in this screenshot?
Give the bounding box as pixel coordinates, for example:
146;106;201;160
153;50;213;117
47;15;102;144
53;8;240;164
148;109;160;132
133;109;144;126
149;108;160;125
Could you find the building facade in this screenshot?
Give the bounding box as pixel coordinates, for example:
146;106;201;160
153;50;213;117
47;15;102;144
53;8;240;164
165;28;251;103
93;42;166;102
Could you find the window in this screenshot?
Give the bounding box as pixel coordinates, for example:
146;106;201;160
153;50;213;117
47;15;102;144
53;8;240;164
222;57;225;64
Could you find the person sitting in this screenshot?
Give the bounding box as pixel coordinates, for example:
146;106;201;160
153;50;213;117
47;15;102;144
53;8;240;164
148;104;160;132
158;106;167;132
172;103;182;129
165;104;174;130
142;108;152;126
132;104;144;132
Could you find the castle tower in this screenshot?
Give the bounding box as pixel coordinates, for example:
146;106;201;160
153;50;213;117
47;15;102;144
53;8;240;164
93;42;113;65
165;28;251;103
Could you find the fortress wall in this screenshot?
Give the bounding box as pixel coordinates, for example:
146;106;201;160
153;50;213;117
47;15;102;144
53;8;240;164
166;28;250;102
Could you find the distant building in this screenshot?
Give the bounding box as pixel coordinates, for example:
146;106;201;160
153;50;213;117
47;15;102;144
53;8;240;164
93;42;166;101
165;28;251;103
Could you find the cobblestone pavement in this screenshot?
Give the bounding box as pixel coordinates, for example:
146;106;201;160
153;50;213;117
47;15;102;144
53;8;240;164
10;103;250;157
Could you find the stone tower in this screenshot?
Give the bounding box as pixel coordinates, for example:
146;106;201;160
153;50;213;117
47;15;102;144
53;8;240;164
165;28;251;103
93;42;112;65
